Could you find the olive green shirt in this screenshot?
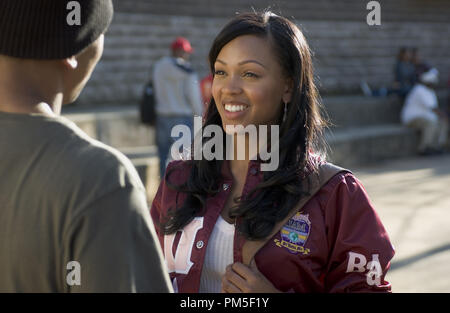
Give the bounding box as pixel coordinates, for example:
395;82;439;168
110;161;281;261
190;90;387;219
0;111;172;292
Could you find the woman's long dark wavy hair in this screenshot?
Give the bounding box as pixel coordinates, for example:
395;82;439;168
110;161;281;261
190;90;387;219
161;11;328;240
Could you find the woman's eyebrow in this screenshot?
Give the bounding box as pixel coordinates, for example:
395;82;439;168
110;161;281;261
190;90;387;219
239;60;267;68
215;59;267;69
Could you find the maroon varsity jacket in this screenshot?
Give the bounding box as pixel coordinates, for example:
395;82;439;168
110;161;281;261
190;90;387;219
150;159;395;293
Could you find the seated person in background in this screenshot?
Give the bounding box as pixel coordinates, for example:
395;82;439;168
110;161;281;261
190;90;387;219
401;68;448;156
393;47;416;98
361;47;416;99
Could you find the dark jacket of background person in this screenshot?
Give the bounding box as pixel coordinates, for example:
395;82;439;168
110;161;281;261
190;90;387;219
393;48;416;98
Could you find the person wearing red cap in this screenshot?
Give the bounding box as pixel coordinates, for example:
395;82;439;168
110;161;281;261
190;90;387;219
171;37;194;56
153;37;204;178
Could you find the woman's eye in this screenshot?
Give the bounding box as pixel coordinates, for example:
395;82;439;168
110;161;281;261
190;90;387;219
214;70;225;76
243;72;259;78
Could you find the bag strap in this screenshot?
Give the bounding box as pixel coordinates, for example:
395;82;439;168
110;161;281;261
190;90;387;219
241;162;351;266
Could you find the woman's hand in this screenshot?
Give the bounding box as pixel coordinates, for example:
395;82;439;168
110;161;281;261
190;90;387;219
221;260;282;293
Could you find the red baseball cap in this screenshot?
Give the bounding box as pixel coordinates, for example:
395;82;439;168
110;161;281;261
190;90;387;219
171;37;193;54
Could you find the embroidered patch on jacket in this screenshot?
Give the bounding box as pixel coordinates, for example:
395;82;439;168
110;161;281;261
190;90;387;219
274;212;311;255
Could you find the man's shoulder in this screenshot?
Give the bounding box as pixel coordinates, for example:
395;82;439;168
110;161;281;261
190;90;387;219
42;116;144;196
1;113;147;222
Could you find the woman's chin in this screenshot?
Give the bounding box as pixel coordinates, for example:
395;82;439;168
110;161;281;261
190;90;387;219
222;122;255;135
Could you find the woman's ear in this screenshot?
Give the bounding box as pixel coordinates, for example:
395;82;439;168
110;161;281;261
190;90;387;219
63;56;78;70
282;78;294;103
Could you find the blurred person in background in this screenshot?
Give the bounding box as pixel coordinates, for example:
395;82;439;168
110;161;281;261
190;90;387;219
393;47;416;98
0;0;172;292
153;37;203;178
410;47;431;85
361;47;416;99
401;68;448;156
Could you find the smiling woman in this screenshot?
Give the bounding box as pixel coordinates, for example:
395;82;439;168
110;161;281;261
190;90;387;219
150;11;395;294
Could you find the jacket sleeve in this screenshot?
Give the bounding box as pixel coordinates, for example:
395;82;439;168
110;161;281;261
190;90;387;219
150;176;165;239
150;160;185;239
322;173;395;293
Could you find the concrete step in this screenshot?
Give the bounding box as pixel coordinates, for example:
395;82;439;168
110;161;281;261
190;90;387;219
325;124;419;168
323;95;402;128
324;90;449;129
120;146;161;202
62;106;155;149
64;96;403;150
122;124;422;197
63;91;448;151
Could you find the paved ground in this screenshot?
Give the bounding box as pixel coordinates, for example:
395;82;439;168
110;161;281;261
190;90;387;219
353;154;450;293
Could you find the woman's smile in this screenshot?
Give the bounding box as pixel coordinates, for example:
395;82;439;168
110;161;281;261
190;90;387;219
223;101;250;119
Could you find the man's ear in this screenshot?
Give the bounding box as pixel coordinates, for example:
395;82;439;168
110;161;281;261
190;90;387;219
282;78;294;103
63;56;78;69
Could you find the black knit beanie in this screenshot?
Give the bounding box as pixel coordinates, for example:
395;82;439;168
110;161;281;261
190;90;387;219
0;0;113;59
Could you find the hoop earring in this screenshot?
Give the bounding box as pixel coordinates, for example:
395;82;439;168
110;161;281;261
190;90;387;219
282;101;288;123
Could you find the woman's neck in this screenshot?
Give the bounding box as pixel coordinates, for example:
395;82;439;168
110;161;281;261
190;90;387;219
229;159;249;185
228;133;253;185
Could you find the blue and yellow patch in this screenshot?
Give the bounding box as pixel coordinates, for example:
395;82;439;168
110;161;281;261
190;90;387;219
274;212;311;255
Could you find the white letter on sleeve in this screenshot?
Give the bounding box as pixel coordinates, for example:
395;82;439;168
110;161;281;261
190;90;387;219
164;217;203;274
366;254;382;286
346;251;367;273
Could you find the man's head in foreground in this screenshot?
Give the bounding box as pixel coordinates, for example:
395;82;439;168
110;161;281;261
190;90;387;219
0;0;113;115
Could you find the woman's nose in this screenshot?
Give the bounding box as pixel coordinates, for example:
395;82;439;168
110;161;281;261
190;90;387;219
221;75;243;94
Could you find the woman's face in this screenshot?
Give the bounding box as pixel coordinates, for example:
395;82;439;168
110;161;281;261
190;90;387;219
212;35;292;133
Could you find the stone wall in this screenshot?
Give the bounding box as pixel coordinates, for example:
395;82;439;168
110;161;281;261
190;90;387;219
75;0;450;107
113;0;450;23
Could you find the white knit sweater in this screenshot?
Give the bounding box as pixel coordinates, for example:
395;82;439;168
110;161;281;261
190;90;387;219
198;215;235;293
